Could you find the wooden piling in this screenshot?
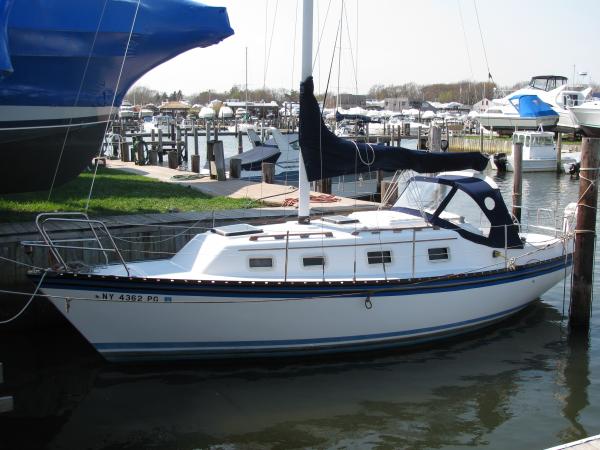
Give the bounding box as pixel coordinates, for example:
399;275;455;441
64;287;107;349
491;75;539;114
262;162;275;184
315;177;332;194
148;149;158;165
167;150;178;169
135;140;144;164
238;131;243;154
556;132;563;173
569;138;600;329
213;141;226;181
512;142;523;223
229;157;242;179
417;127;421;150
157;129;164;154
191;154;200;173
193;127;199;156
429;125;442;152
120;142;130;162
479;127;484;153
151;128;156;151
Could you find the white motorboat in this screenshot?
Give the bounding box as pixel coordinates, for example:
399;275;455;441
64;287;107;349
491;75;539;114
142;114;172;134
482;76;591;134
569;100;600;137
478;95;559;135
492;131;557;172
27;1;573;363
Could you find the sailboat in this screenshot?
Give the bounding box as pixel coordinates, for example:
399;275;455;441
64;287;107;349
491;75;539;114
27;0;574;362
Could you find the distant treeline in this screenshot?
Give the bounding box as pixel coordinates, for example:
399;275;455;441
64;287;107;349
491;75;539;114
125;79;600;107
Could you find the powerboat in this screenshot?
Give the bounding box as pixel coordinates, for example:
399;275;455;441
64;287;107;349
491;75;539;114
492;131;557;172
481;75;591;135
27;76;574;362
0;0;233;194
569;100;600;137
478;95;559;135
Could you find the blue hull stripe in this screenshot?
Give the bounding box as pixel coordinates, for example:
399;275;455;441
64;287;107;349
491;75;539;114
40;256;570;299
94;302;529;352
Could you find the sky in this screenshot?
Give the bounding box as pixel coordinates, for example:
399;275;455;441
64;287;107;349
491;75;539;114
133;0;600;96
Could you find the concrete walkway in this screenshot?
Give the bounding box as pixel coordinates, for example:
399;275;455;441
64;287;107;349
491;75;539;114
106;160;380;212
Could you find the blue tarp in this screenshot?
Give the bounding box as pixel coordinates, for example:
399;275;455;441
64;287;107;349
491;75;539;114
509;95;558;118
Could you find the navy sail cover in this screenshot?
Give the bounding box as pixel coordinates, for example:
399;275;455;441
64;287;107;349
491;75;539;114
299;77;489;182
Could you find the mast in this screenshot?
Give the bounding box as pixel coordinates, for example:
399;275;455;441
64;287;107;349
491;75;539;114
297;0;312;224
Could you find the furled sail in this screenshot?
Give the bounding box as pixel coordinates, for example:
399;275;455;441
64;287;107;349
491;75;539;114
299;76;489;182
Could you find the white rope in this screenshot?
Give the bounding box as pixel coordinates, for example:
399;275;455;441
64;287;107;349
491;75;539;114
0;270;48;325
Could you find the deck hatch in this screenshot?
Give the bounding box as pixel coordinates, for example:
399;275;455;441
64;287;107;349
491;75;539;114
321;215;359;224
212;224;263;236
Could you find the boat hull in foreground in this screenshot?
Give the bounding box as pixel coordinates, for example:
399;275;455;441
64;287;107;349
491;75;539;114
35;257;568;362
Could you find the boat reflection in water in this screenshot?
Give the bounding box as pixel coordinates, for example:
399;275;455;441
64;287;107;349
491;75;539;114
0;302;592;449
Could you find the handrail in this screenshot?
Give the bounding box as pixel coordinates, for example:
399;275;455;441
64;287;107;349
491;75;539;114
30;213;130;276
249;231;333;241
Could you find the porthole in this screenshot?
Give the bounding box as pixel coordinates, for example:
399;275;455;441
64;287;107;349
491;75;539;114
484;197;495;210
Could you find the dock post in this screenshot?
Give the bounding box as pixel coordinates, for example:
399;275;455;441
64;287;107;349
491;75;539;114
193;127;199;156
238;131;243;154
315;178;332;194
206;120;212;142
135;140;145;165
149;149;158;165
120;142;130;162
213;141;226;181
151;129;156;151
417;127;421;150
214;122;219;142
429;125;442;151
170;123;175;140
262;162;275;184
167;150;178;169
376;169;384;196
569;138;600;330
229;157;242;179
191;154;200;173
556;132;563;173
479;127;484;153
512;142;523;223
158;129;164;153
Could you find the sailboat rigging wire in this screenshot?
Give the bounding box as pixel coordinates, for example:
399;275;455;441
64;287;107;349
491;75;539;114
342;3;358;95
473;0;493;84
290;0;299;93
312;0;333;73
263;0;279;89
47;0;109;200
456;0;474;103
86;0;142;212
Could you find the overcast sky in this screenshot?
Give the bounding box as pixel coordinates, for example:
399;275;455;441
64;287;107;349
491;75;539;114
133;0;600;96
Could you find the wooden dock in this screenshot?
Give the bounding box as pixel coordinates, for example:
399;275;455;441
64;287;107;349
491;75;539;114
106;159;380;212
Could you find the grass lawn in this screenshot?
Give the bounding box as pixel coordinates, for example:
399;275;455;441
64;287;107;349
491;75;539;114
0;167;260;223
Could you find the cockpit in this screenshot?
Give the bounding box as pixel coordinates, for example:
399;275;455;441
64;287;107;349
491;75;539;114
529;75;568;92
393;173;523;249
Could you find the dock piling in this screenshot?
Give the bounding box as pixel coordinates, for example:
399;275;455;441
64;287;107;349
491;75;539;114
512;142;523;223
262;162;275;184
229;157;241;179
556;132;563;173
238;131;243;154
569;138;600;330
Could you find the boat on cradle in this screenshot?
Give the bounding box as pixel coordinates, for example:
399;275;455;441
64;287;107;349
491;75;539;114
27;76;575;362
492;131;557;172
569;100;600;137
478;94;559;135
229;127;300;181
480;75;591;135
0;0;233;194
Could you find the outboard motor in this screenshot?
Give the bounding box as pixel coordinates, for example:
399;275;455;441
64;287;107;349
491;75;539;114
569;161;580;178
494;153;508;172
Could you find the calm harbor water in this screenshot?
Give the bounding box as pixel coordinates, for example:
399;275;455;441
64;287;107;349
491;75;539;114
1;170;600;450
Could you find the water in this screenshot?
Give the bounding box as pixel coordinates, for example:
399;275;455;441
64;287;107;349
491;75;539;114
1;171;599;450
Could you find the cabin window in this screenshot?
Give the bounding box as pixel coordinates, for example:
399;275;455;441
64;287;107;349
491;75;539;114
249;257;273;268
428;247;449;261
303;256;325;267
367;250;392;264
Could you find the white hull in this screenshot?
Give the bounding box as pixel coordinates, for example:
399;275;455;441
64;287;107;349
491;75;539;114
504;157;557;172
478;114;557;131
41;260;566;361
